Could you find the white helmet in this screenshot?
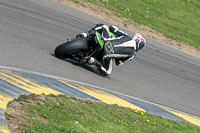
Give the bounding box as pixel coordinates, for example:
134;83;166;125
133;33;146;51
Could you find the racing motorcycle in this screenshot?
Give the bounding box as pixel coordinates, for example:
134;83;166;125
54;32;115;76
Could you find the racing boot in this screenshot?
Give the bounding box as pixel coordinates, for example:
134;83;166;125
87;57;109;75
86;57;103;68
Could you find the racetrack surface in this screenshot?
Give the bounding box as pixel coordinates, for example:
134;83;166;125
0;0;200;119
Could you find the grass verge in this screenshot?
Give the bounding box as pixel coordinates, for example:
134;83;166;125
6;94;200;133
68;0;200;51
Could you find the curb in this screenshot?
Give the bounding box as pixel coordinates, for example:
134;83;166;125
0;67;200;132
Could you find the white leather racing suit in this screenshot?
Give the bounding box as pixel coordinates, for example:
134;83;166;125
80;24;137;74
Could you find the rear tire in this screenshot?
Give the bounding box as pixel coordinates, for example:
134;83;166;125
54;38;89;59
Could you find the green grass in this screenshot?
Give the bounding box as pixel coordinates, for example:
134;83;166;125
71;0;200;50
6;94;200;133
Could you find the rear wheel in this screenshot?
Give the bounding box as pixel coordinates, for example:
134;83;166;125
54;38;89;59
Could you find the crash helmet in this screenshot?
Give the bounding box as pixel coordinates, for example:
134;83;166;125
133;33;146;51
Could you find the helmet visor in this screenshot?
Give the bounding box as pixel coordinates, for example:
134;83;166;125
136;39;144;51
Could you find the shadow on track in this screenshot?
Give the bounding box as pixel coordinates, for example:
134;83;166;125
51;53;110;78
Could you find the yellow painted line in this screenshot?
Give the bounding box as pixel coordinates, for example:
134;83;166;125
164;108;200;127
0;94;13;110
0;70;61;95
0;126;10;133
58;80;145;112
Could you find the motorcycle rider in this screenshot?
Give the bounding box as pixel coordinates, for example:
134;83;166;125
76;24;146;75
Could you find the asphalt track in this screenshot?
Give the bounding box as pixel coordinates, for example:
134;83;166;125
0;0;200;130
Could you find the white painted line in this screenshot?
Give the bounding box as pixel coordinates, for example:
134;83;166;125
0;65;200;120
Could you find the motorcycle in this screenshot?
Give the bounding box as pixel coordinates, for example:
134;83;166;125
54;32;115;76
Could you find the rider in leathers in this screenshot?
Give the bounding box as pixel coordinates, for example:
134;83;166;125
77;24;146;75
